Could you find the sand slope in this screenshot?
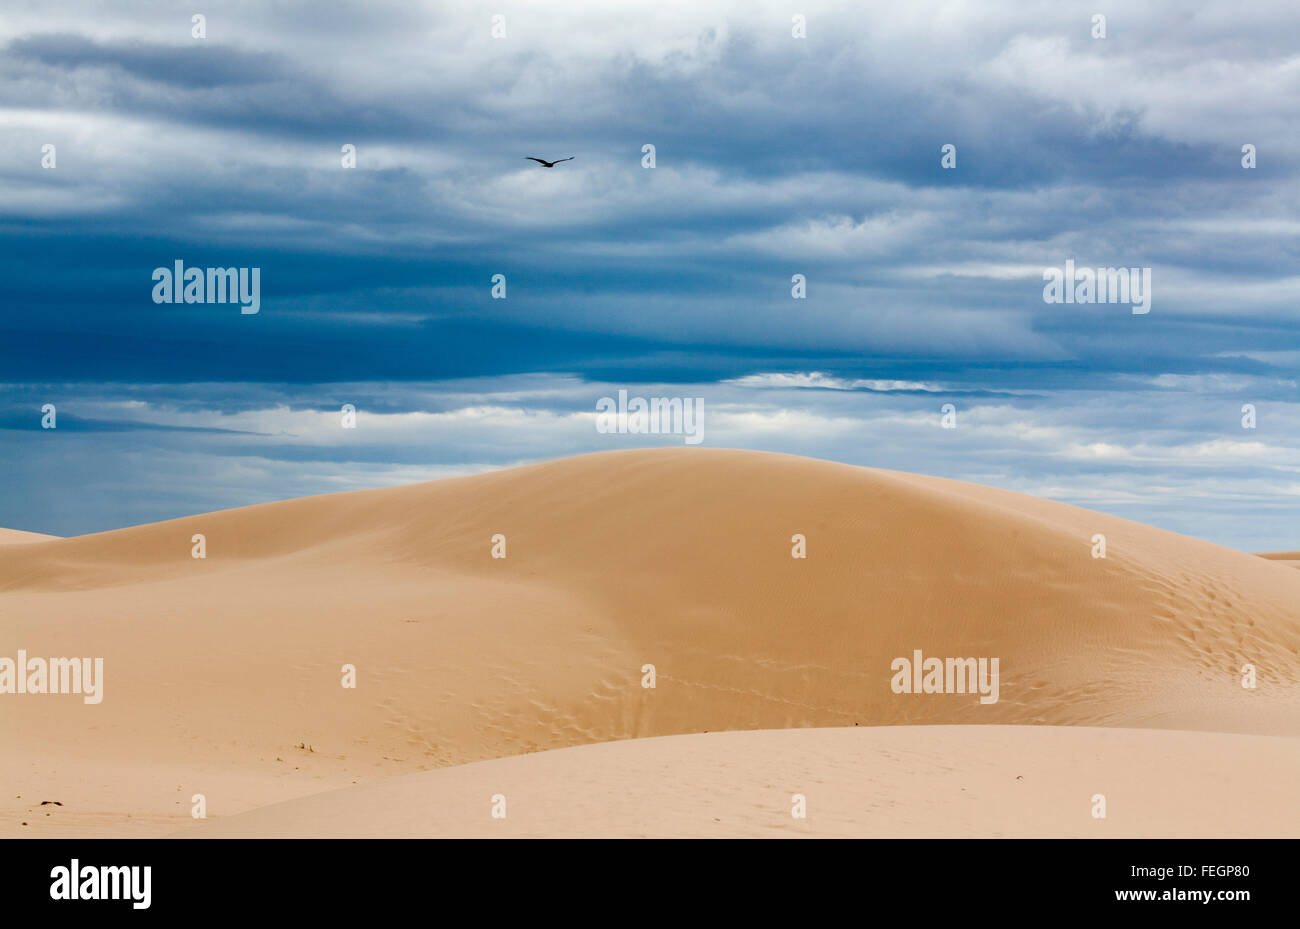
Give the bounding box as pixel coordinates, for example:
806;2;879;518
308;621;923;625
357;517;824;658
0;528;59;545
2;449;1298;837
180;725;1300;838
1258;551;1300;570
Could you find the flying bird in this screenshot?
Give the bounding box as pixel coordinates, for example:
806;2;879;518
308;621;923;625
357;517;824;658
524;156;574;168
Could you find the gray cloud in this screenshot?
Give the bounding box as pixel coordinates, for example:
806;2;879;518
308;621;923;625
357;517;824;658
0;0;1295;545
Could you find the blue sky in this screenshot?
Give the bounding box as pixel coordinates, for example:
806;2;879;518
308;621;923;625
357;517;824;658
1;0;1297;549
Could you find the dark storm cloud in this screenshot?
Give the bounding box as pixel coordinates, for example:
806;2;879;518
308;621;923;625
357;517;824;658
0;0;1295;542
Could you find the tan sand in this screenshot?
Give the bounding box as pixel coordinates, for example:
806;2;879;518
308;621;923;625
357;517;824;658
1258;551;1300;570
2;448;1297;837
179;725;1300;838
0;528;60;545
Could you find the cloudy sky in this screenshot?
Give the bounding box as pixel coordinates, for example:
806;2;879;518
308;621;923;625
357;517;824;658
1;0;1297;549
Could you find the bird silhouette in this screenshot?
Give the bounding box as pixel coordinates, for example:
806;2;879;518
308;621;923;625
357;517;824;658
524;156;574;168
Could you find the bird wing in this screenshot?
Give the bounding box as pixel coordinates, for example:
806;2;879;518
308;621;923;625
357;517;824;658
555;157;574;163
524;157;549;165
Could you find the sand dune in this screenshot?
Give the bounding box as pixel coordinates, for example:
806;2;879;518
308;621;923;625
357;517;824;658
2;449;1297;837
181;725;1300;838
0;528;59;545
1258;551;1300;570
